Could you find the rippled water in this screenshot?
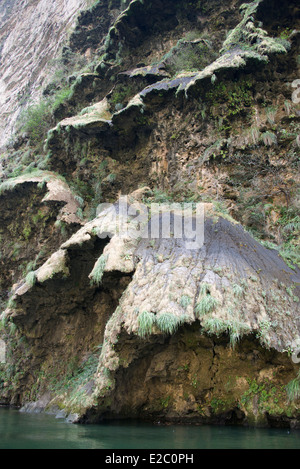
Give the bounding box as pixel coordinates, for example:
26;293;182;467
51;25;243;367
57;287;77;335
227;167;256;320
0;407;299;449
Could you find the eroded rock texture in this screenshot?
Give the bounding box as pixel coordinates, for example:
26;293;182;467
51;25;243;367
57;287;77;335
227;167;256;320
1;201;299;426
0;0;90;148
0;173;82;309
0;0;300;427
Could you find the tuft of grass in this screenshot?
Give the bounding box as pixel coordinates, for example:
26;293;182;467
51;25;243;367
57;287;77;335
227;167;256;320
232;283;245;298
250;126;260;145
6;297;16;310
89;254;108;285
260;131;277;146
287;374;300;402
25;271;37;288
180;295;192;309
18;101;52;148
0;315;7;332
228;322;251;349
156;313;182;335
284;100;293;116
9;322;17;336
202;318;251;349
195;296;219;317
255;319;272;348
265;105;277;125
202;317;228;336
195;283;219;317
137;311;156;338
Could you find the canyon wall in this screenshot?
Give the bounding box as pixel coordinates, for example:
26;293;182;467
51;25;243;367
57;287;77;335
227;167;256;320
0;0;90;148
0;0;300;427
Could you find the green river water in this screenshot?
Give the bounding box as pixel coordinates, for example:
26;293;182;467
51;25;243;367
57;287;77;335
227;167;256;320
0;408;299;449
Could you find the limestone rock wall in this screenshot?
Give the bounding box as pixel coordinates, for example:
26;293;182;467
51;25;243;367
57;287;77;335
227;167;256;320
0;0;89;148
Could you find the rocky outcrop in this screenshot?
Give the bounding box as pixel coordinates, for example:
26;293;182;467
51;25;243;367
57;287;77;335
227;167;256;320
0;0;300;427
1;198;299;424
0;172;82;308
43;0;300;221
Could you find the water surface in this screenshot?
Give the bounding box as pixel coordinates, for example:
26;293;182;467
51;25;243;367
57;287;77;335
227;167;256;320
0;407;299;449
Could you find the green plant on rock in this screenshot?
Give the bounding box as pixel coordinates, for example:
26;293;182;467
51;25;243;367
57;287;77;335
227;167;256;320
195;295;219;317
260;131;277;146
241;378;288;417
48;348;101;409
228;321;251;349
17;83;73;150
137;311;156;338
206;79;253;114
221;1;290;58
110;83;137;109
256;319;272;347
18;101;52;148
161;395;171;409
156;313;182;335
265;105;278;125
159;35;217;76
275;208;300;269
250;125;261;145
6;297;16;310
202;318;251;349
210;397;228;414
195;283;219;317
180;295;192;309
25;271;37;288
287;373;300;402
232;283;245;298
89;254;108;285
201;317;228;336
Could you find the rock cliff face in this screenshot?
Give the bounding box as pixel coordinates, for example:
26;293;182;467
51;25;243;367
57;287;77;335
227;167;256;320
0;0;300;428
0;0;91;148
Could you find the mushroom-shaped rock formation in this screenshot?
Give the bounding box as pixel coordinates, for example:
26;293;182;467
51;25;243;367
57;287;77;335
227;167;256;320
2;198;299;424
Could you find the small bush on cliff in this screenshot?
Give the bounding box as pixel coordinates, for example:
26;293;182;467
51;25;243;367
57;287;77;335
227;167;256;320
17;85;73;150
19;101;52;149
162;37;216;76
